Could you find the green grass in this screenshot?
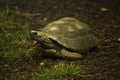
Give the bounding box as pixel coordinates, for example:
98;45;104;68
32;61;86;80
0;25;30;58
0;73;4;80
0;9;30;58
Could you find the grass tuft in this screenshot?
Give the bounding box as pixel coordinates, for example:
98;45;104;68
32;61;85;80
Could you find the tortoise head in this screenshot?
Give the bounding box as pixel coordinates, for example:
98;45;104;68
30;30;50;42
30;30;59;49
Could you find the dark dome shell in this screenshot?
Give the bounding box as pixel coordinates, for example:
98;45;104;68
42;17;98;52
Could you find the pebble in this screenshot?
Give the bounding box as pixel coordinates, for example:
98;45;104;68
117;38;120;42
43;17;47;21
101;7;108;11
40;62;44;66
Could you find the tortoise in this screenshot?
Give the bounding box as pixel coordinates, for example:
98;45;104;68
26;17;98;59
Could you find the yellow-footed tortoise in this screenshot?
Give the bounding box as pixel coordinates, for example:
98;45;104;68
27;17;98;59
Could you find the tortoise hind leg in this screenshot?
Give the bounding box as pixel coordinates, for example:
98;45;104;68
55;49;82;59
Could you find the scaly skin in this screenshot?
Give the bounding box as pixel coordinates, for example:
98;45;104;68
26;43;43;58
61;49;82;59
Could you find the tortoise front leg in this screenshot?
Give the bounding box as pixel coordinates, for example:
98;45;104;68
26;43;44;58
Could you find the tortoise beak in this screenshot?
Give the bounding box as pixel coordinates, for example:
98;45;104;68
30;30;41;40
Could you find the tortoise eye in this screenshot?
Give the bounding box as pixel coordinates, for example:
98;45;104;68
33;32;37;35
31;31;38;36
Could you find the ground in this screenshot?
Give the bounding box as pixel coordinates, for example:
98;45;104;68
0;0;120;80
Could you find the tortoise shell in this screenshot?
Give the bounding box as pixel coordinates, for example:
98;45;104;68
40;17;98;52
